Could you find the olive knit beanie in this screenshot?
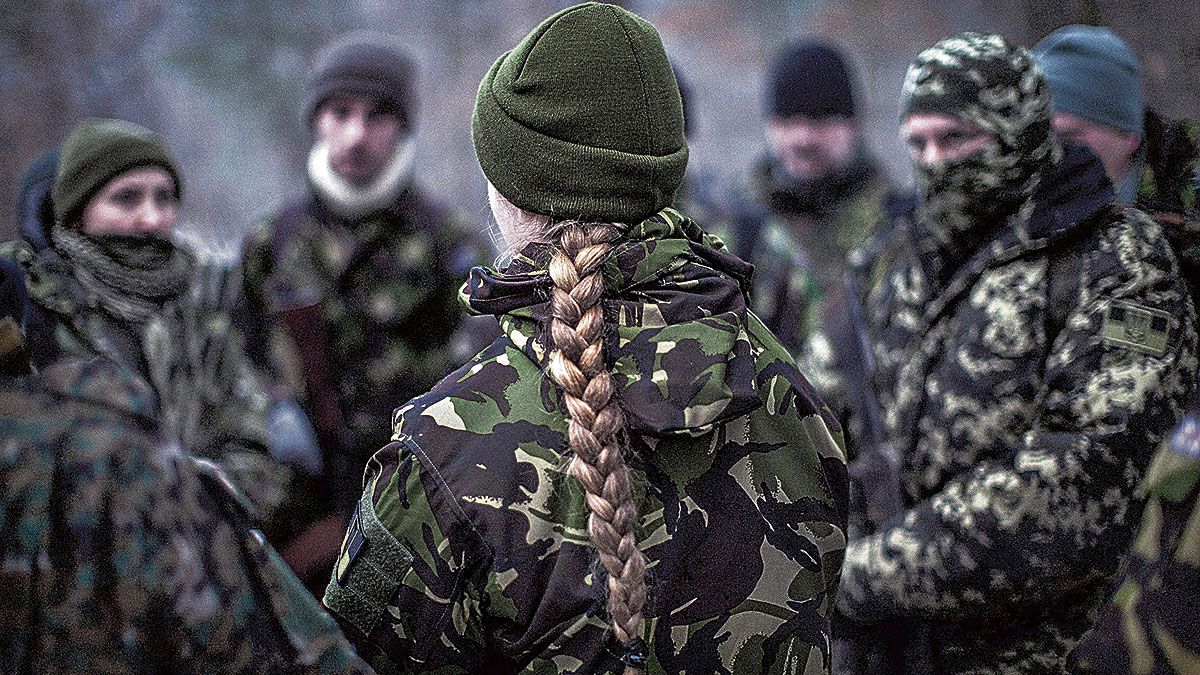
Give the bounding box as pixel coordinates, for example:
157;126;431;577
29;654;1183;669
52;118;181;227
1031;24;1144;137
472;2;688;223
305;31;416;130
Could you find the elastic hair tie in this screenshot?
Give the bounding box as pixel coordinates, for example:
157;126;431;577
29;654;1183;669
620;637;648;669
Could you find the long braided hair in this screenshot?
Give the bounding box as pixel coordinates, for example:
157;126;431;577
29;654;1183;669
548;221;647;673
489;183;648;671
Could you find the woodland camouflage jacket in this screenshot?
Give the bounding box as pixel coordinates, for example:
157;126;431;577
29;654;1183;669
323;208;850;674
0;239;290;524
0;359;369;673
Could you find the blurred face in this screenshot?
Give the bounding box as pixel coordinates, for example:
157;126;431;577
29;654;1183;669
901;113;995;167
314;94;404;185
766;115;857;181
1052;112;1140;185
80;166;178;237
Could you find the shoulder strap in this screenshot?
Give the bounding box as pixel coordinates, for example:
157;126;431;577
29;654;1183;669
0;257;31;333
1043;206;1118;344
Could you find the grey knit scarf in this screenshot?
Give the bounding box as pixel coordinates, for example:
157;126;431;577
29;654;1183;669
50;227;194;322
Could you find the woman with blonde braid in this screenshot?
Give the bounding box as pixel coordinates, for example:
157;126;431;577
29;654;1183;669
322;4;849;673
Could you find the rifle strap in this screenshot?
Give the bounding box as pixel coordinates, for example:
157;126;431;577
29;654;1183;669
268;202;344;460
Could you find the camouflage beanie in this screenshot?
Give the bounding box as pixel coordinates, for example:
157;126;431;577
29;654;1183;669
902;32;1060;243
53;118;181;227
472;2;688;224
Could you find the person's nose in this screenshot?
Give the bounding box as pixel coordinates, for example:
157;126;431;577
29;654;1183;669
920;141;947;165
341;113;367;147
135;200;174;235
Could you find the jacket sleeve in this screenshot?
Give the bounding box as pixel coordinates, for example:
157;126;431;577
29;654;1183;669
837;213;1199;624
158;453;371;673
1069;430;1200;673
323;440;489;673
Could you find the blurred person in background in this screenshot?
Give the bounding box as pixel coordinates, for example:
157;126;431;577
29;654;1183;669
0;357;370;673
1032;25;1200;673
237;30;494;590
0;118;292;532
321;3;848;672
733;40;901;359
831;32;1196;673
1033;23;1199;291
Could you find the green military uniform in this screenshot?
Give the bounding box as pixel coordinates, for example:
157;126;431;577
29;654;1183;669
1069;412;1200;673
1066;114;1200;675
0;358;368;673
0;239;288;524
736;153;895;359
323;209;850;674
239;187;489;506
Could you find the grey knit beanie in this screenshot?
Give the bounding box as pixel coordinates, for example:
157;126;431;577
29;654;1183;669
1032;24;1144;137
304;31;416;129
472;2;688;224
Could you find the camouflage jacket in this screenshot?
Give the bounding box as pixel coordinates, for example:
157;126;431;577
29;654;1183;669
0;359;369;673
0;239;289;523
239;187;490;493
323;208;850;674
1068;408;1200;674
832;145;1199;672
736;153;896;358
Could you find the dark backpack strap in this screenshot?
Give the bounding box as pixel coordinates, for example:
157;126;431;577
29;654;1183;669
263;201;346;468
271;199;314;263
1043;207;1119;346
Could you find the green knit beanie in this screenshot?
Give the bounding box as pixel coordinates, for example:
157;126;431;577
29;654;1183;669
472;2;688;224
53;118;182;227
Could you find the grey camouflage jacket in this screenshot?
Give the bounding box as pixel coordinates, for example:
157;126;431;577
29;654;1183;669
832;144;1199;673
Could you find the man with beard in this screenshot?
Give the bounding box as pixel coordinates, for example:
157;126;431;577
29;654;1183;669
737;41;899;357
831;33;1197;673
0;119;289;527
238;31;492;588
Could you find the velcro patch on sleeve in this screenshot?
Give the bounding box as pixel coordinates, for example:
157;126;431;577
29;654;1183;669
323;494;414;639
335;502;368;585
1102;300;1172;357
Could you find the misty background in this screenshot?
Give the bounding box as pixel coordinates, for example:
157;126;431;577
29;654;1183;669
2;0;1197;257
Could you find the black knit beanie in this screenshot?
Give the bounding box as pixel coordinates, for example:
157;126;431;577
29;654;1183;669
304;31;416;130
767;41;856;120
472;2;688;224
52;119;181;227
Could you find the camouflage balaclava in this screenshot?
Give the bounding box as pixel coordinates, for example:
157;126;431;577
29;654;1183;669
902;32;1060;247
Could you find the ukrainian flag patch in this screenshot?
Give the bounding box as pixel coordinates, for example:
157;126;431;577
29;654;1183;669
1102;300;1172;357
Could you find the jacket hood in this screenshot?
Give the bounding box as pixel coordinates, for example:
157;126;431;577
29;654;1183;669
16;149;59;254
463;208;761;438
1024;139;1115;243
